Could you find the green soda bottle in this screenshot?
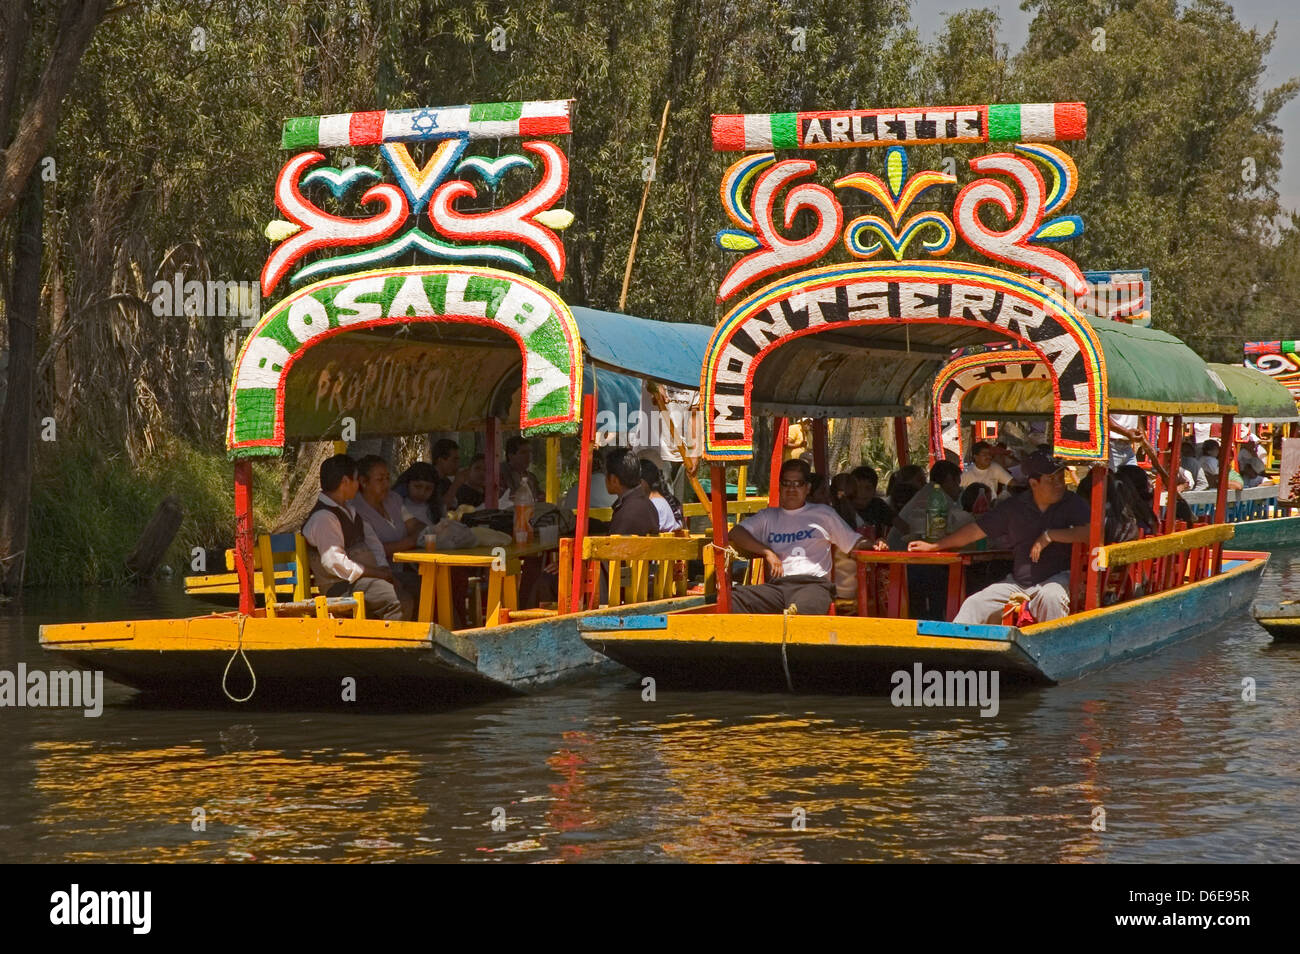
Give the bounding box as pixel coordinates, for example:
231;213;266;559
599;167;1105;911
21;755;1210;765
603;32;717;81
925;483;949;543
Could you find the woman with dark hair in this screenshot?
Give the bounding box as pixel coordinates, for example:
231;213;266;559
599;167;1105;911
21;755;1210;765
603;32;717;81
353;455;421;561
1115;465;1159;535
393;460;442;528
351;454;422;599
639;458;684;532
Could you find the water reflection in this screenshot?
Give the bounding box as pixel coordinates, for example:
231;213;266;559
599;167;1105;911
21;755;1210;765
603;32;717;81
3;562;1299;863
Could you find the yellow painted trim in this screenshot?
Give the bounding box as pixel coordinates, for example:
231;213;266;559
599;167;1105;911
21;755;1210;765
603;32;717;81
1111;400;1237;415
593;612;1012;653
1022;556;1266;635
1096;523;1233;569
581;534;705;562
39;616;435;652
682;498;766;519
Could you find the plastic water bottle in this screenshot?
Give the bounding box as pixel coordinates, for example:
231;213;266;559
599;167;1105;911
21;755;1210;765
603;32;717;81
513;481;534;544
925;483;949;542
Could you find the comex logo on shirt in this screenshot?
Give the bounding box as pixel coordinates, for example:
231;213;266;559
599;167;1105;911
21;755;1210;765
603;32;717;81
767;529;818;543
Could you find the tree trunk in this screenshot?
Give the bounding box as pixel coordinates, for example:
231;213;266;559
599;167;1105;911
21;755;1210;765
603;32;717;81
0;0;108;222
0;172;42;595
125;495;184;579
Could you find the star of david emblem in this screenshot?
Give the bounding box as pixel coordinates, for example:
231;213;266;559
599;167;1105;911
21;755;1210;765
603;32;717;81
412;109;439;135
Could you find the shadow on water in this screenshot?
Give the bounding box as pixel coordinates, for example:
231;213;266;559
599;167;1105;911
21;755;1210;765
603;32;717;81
3;562;1299;862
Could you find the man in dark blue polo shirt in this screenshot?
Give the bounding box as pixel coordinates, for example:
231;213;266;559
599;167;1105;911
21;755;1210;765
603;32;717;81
908;451;1091;624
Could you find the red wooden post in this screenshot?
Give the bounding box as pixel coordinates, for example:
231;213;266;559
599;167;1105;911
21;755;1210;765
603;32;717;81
568;392;596;614
1213;413;1234;573
711;463;731;613
1084;463;1106;611
768;417;788;505
812;417;828;476
1164;414;1183;535
893;415;910;467
233;460;255;616
485;416;500;510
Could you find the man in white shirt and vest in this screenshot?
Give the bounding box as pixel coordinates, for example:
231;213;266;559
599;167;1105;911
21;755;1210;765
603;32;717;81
301;454;413;621
727;458;868;615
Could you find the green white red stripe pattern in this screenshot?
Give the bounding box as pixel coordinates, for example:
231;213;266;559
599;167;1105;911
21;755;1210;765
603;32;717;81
282;100;572;149
711;103;1086;151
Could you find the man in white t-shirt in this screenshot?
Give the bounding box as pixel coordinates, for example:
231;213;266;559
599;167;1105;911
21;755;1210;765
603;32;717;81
1110;414;1142;469
961;441;1013;493
728;458;866;615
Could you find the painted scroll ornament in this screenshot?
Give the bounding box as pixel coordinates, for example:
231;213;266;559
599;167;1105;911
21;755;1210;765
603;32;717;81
261;151;409;296
715;155;843;302
836;146;955;260
953;151;1087;296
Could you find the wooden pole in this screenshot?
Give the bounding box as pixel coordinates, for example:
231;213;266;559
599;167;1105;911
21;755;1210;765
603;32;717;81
234;461;255;616
649;382;710;511
893;415;910;467
1085;464;1106;611
545;436;561;504
1164;414;1183;534
711;463;731;613
569;391;597;613
769;417;788;505
485;417;500;509
812;418;828;475
618;100;671;312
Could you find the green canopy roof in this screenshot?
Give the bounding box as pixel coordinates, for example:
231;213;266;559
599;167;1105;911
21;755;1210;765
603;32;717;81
962;319;1238;419
1191;364;1300;423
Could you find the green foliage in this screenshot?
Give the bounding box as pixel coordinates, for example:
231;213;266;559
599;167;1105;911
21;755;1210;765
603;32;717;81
27;436;283;586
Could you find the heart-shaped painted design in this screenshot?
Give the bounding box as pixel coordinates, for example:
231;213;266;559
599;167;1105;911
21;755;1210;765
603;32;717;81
845;212;955;260
299;164;382;198
456;153;535;189
381;138;467;215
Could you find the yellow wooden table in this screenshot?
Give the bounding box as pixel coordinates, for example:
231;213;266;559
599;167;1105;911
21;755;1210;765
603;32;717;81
394;541;557;628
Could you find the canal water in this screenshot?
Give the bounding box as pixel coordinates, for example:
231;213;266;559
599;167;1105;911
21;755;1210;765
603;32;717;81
2;554;1298;863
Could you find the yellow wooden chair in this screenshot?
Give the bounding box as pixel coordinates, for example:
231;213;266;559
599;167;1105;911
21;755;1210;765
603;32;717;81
257;533;366;620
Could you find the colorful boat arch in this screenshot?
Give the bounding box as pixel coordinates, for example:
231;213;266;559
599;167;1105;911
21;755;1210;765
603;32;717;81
700;260;1108;462
226;264;582;458
930;348;1048;462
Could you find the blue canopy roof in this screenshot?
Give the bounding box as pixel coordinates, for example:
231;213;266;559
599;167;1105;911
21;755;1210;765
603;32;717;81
571;306;713;390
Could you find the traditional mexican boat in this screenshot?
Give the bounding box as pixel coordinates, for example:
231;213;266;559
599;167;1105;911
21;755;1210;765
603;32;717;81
40;99;734;703
580;100;1269;690
1251;600;1300;640
931;340;1300;551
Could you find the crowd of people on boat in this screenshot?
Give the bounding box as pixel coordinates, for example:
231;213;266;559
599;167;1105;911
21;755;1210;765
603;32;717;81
722;418;1284;627
299;440;687;622
296;417;1282;627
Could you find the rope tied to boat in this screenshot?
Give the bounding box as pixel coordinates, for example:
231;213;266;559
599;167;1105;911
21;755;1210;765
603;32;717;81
780;605;797;693
221;614;257;703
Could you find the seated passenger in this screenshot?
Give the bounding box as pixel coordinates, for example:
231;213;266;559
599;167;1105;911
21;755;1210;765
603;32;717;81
850;465;896;538
562;450;618;510
604;447;660;535
430;438;461;510
1181;440;1209;491
961;441;1013;494
640;459;685;532
501;436;544;504
352;455;423;597
908;452;1090;625
394;461;441;529
453;454;488;508
727;459;865;615
890;461;973;548
808;472;831;505
301;454;413;621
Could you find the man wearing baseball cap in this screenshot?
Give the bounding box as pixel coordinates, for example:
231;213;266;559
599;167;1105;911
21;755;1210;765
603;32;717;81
909;451;1091;624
